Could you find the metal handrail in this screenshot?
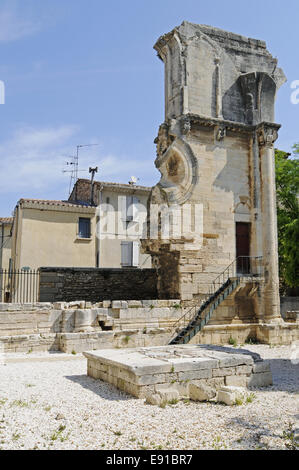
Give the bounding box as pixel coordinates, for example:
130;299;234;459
211;256;263;294
168;256;263;344
171;304;196;331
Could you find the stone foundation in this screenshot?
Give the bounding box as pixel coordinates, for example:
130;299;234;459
0;333;60;353
84;345;272;399
189;322;299;346
58;329;173;354
0;300;182;353
0;301;298;353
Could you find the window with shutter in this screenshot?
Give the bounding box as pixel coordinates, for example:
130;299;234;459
121;241;132;266
121;241;139;267
132;241;139;267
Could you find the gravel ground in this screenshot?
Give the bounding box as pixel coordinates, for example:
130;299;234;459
0;344;298;450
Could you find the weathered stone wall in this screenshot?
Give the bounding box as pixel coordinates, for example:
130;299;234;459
39;267;158;303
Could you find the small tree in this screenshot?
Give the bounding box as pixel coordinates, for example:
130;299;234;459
275;146;299;293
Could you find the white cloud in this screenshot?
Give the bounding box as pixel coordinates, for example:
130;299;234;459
13;126;78;150
0;125;155;203
0;1;41;42
0;125;79;194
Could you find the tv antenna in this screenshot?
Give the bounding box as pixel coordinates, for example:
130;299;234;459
62;144;99;195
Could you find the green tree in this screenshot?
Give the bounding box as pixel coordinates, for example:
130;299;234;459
275;145;299;292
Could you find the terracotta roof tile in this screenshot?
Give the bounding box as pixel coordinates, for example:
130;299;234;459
77;178;152;192
18;198;92;208
0;217;13;224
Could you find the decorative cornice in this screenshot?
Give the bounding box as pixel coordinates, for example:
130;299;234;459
174;114;281;139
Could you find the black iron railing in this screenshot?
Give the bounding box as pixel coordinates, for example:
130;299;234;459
211;256;263;294
0;269;40;303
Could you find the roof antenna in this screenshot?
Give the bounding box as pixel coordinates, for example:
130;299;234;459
62;143;99;197
89;166;98;205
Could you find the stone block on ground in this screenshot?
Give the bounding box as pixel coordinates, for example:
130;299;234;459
145;388;179;406
217;386;246;406
189;382;216;402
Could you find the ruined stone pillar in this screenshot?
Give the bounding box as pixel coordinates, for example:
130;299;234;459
258;125;281;322
143;22;286;321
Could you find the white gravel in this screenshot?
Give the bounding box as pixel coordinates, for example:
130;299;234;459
0;344;298;450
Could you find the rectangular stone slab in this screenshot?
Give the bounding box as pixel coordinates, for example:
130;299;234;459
83;345;262;398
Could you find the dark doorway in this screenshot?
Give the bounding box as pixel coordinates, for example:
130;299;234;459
236;222;251;274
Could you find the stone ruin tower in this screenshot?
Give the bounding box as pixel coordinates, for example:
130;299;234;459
143;21;286;326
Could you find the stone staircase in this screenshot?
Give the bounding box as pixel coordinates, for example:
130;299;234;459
169;256;263;345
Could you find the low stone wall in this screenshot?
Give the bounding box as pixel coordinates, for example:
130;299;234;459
190;323;299;346
0;300;181;353
0;300;182;336
0;303;62;336
58;328;172;354
0;333;60;353
39;267;158;303
0;329;173;354
1;299;298;353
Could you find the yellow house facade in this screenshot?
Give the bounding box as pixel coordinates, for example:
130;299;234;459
10;180;152;270
0;217;13;270
11;199;97;270
0;218;13;302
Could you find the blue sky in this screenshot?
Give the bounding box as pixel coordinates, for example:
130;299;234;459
0;0;298;216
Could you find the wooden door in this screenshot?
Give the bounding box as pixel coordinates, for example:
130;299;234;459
236;222;250;274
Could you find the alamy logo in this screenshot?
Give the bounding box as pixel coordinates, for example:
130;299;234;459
96;198;204;244
291;80;299;105
0;80;5;104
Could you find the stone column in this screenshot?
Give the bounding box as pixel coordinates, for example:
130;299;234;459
249;133;264;322
258;125;281;322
